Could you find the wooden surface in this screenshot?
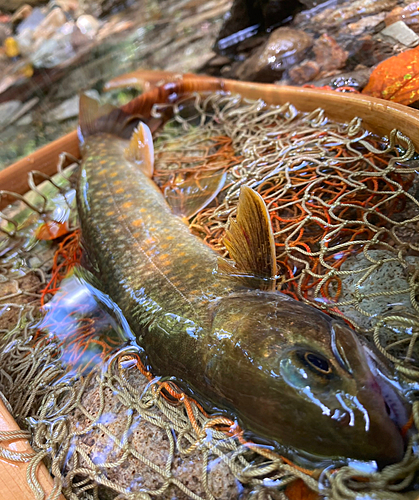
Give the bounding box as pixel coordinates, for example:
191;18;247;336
2;72;419;209
0;399;65;500
0;131;79;209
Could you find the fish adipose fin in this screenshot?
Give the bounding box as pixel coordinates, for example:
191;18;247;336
218;186;277;291
165;170;227;219
78;94;145;143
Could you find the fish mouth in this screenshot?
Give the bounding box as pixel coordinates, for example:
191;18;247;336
377;376;409;431
362;345;410;431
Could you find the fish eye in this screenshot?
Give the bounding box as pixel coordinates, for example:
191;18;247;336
280;349;334;390
301;352;332;375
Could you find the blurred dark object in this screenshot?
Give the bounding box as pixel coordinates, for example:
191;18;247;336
313;34;348;72
385;2;419;32
205;0;417;86
0;0;46;11
298;0;329;7
215;0;305;56
236;27;312;81
329;75;362;90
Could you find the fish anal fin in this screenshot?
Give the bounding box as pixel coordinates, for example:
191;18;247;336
222;186;277;290
125;122;155;178
165;170;226;219
78;94;144;143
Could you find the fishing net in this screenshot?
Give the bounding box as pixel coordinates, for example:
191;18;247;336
0;92;418;500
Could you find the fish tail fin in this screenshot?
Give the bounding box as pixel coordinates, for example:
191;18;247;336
78;94;139;141
78;93;155;177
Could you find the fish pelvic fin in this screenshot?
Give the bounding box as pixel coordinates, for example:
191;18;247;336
221;186;277;290
165;170;226;219
78;93;146;144
125;122;155;178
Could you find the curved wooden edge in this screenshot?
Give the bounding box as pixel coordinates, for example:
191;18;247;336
2;72;419;209
0;131;79;209
223;79;419;145
103;70;208;92
0;399;65;500
108;70;419;148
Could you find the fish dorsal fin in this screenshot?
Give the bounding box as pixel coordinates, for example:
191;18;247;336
165;170;226;219
78;94;141;143
125;122;155;178
221;186;277;290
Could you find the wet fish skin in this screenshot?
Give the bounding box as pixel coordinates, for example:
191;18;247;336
77;100;405;466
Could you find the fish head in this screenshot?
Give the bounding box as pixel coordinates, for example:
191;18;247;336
209;290;406;466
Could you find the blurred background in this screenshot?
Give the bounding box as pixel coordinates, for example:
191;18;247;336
1;0;419;168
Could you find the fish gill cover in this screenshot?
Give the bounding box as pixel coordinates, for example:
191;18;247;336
0;92;418;499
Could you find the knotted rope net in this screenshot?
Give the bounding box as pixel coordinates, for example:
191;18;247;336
0;91;418;500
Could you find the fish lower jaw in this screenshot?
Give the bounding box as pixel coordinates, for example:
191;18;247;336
285;447;352;471
242;430;381;471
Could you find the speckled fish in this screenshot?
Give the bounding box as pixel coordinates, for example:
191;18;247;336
77;95;406;467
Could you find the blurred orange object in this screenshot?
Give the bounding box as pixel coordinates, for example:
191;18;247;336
35;221;70;240
363;45;419;105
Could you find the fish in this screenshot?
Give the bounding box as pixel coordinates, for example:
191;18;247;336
76;94;406;467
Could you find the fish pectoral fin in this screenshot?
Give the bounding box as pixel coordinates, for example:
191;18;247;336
78;94;145;143
222;186;277;290
125;122;155;178
165;170;226;219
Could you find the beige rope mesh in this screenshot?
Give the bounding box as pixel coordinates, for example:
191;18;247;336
0;92;418;499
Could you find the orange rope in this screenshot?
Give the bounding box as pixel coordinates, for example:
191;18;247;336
40;229;82;306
